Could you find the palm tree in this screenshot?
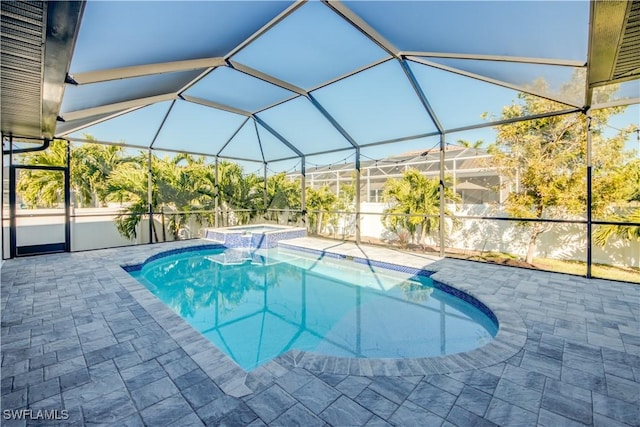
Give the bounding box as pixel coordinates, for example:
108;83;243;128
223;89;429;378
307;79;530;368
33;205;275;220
72;140;135;207
104;156;150;240
107;153;221;241
15;137;136;209
594;159;640;247
15;139;68;208
457;139;484;149
216;161;261;226
382;169;459;246
306;185;337;235
264;172;301;223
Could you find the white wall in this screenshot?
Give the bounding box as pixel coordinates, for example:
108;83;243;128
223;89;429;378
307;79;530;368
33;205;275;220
360;203;640;268
7;204;639;268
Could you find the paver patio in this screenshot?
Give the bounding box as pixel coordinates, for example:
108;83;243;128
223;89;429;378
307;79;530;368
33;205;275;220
1;238;639;426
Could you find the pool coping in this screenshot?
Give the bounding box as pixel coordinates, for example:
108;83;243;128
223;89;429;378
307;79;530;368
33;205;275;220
115;239;527;398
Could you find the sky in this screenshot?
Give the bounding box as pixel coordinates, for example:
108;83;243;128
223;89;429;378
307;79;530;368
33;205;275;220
60;1;639;173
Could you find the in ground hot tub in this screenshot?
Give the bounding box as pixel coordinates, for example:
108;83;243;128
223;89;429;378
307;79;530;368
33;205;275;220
204;224;306;249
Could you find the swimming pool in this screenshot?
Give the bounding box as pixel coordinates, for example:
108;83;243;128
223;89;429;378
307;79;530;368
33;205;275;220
129;246;497;371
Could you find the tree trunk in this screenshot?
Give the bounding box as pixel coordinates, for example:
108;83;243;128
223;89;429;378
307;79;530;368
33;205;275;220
525;206;546;264
316;212;323;235
420;221;427;246
525;226;543;264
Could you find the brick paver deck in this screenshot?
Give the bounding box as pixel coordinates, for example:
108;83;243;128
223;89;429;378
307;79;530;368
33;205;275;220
2;238;638;426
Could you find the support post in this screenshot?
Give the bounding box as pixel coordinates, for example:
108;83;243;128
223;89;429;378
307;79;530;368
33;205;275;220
65;141;71;252
1;138;4;260
355;147;361;244
366;168;370;203
301;157;306;229
214;156;219;228
8;136;15;258
439;134;446;257
148;149;153;244
263;162;268;219
586;113;593;278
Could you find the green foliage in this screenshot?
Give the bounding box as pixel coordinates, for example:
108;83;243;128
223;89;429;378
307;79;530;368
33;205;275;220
15;140;67;208
72;141;136;206
457;139;484;149
264;172;301;223
594;209;640;247
381;169;459;245
488;73;635;262
306;185;337;235
593;158;640;247
15;138;137;209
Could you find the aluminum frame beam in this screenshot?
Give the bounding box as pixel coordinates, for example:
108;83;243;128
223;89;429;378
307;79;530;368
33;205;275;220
228;60;307;96
322;0;400;57
174;2;305;104
216;117;251;157
306;94;359;149
181;94;252;117
225;1;307;60
308;57;393;92
400;59;444;134
60;93;176;122
401;52;585;67
254;119;267;163
56;106;145;137
149;100;176;149
253;115;304;158
322;1;446;142
70;57;226;85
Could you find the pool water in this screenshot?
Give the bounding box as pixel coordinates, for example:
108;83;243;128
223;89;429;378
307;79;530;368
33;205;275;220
130;247;497;371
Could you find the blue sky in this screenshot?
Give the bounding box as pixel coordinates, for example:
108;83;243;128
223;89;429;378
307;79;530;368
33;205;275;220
63;1;638;172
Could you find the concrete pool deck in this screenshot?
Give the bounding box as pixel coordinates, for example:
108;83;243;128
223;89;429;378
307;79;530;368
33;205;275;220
1;238;639;426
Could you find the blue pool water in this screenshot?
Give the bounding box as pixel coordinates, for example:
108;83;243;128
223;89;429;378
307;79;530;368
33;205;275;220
130;247;497;371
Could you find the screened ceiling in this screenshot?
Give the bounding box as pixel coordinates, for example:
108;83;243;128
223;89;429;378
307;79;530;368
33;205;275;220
4;1;640;165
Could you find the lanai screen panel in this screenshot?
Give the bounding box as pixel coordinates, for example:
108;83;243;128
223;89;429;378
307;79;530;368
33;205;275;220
232;1;389;90
407;61;576;131
52;0;615;159
219;120;299;162
417;58;587;107
344;1;590;61
152;101;248;155
69;1;293;72
217;120;264;162
360;136;441;163
184;67;297;113
56;111;129;139
60;70;202;116
592;80;640;105
67;102;174;148
254;124;300;161
312;60;438;144
256;96;353;155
